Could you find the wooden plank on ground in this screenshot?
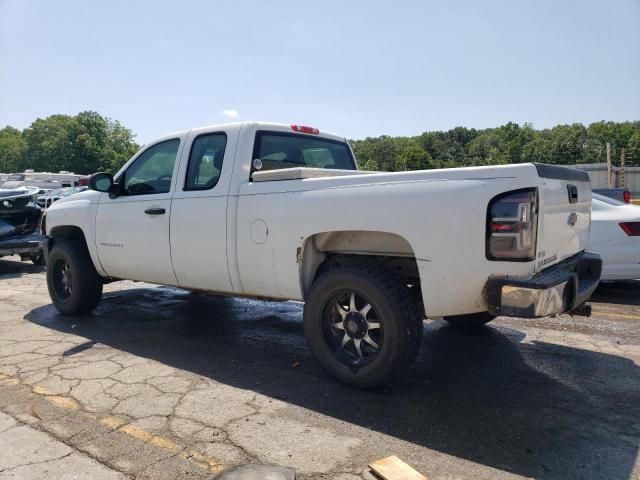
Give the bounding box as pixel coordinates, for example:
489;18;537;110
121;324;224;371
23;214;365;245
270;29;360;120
368;455;427;480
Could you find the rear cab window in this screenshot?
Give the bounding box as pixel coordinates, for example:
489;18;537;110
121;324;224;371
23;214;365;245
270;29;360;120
251;131;356;179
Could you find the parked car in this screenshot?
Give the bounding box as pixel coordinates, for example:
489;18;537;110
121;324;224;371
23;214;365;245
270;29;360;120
0;186;46;265
41;122;602;387
588;193;640;280
37;188;62;208
37;186;87;208
593;188;631;204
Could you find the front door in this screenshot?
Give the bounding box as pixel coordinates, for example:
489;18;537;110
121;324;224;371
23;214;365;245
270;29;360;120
95;138;182;285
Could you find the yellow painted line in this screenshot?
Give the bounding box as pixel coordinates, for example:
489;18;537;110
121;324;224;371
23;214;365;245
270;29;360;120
119;424;153;441
0;377;19;386
5;374;225;472
31;385;81;410
100;415;127;430
100;416;177;452
591;311;640;321
47;395;80;410
149;435;179;451
32;385;56;396
183;450;225;472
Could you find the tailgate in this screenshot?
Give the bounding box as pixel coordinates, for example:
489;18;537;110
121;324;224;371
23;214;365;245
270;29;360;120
534;164;592;272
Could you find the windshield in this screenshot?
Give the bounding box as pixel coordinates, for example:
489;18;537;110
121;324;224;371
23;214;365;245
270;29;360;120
251;131;356;176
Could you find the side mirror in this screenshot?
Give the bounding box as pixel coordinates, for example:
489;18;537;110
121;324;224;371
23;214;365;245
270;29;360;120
89;172;114;193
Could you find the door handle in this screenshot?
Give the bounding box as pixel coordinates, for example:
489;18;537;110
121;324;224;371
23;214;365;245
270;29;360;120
144;208;166;215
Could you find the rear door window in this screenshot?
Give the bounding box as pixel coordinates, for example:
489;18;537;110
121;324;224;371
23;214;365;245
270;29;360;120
251;131;356;177
184;133;227;191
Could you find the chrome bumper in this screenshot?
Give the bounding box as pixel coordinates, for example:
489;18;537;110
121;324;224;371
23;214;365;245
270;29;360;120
486;251;602;318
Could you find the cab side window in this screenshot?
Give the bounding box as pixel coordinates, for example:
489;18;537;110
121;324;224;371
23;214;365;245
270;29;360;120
185;133;227;191
123;139;180;195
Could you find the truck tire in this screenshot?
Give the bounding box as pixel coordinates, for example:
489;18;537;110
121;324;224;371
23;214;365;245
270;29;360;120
443;312;495;327
31;251;46;266
303;264;423;389
47;239;103;315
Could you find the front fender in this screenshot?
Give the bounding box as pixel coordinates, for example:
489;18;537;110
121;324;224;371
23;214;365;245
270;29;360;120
45;195;106;277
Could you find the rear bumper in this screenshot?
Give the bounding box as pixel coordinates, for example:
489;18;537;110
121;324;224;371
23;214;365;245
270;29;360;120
486;251;602;318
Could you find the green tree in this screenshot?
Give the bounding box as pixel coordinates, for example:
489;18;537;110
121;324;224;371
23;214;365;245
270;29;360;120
417;131;456;166
20;111;139;174
627;132;640;166
351;121;640;172
521;131;554;163
395;143;434;170
23;114;79;173
106;120;140;172
0;127;27;173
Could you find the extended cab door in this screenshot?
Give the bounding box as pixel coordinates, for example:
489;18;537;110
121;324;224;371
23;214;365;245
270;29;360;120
95;137;183;285
169;127;236;293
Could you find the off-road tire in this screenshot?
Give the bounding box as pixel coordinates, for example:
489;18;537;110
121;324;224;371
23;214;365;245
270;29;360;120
303;263;423;388
443;312;495;327
47;239;103;315
31;250;46;266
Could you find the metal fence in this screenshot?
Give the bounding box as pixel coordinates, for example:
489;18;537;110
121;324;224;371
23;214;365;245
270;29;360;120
568;163;640;195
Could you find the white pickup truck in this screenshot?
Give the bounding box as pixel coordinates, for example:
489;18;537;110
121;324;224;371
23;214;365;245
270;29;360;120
42;122;602;387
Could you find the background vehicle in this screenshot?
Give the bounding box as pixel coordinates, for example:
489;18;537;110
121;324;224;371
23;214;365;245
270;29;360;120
593;188;631;204
0;186;46;265
37;186;87;208
42;122;601;387
1;170;83;189
588;193;640;281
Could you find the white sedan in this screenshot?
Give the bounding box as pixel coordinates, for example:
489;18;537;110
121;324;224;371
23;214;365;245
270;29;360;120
588;193;640;280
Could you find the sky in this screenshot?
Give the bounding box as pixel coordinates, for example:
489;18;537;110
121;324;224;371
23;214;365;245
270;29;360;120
0;0;639;144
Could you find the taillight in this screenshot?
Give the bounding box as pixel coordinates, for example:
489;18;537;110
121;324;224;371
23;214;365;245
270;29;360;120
487;188;538;261
291;124;319;135
623;191;631;203
619;222;640;236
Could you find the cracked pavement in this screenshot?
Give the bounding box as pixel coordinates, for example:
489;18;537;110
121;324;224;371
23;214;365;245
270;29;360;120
0;410;125;479
1;257;640;479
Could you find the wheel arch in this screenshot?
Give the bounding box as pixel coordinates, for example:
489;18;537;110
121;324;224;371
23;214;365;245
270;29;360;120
298;230;422;303
49;225;87;245
48;225;106;277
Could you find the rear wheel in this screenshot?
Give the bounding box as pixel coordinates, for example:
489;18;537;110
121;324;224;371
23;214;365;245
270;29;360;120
47;239;103;315
304;264;423;388
443;312;495;327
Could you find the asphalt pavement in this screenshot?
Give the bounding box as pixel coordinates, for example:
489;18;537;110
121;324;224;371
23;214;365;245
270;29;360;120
1;257;639;480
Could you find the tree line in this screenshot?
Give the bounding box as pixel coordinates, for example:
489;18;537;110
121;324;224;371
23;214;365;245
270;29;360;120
1;112;639;175
351;121;640;171
0;111;140;175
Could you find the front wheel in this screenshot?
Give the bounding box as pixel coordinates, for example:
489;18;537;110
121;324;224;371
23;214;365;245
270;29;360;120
47;240;103;315
31;250;46;266
303;264;423;388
